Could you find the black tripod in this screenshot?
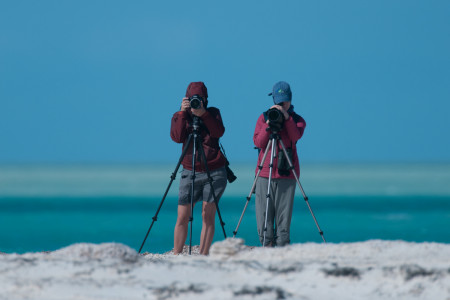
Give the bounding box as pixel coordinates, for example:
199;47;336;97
138;116;227;255
233;129;326;245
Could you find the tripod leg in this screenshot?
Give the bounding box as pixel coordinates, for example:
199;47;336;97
138;134;193;253
188;132;199;255
278;139;326;243
233;140;272;237
197;141;227;240
263;137;277;247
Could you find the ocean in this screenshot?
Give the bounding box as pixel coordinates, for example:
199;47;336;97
1;164;449;254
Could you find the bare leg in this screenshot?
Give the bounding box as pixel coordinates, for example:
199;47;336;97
173;204;192;254
199;201;216;255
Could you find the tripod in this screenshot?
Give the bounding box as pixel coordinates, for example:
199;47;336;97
233;129;326;245
138;116;227;255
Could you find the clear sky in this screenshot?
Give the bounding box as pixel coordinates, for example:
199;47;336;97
1;0;449;164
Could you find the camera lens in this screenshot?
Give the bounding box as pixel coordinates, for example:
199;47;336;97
267;108;282;123
189;95;202;109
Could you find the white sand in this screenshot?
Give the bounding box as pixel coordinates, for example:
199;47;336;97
1;239;449;300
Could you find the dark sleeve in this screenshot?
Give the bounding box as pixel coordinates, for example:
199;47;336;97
199;108;225;138
253;114;270;149
170;111;189;143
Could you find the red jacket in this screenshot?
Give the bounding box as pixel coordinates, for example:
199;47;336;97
253;111;306;179
170;108;227;171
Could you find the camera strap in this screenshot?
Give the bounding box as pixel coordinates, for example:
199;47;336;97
219;142;230;164
219;142;237;183
263;111;268;122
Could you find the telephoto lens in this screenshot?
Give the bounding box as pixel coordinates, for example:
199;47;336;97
266;108;283;123
189;95;202;109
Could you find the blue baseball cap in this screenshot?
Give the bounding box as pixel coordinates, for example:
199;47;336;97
268;81;292;104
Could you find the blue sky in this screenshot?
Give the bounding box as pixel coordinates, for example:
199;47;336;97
1;0;449;164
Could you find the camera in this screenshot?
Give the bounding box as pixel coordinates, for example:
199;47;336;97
265;108;285;132
189;95;203;109
266;108;284;123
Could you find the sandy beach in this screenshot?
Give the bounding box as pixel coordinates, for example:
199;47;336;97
1;238;449;300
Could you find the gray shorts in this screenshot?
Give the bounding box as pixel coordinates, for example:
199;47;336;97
178;167;227;205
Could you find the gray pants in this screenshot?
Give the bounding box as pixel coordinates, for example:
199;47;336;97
255;177;296;246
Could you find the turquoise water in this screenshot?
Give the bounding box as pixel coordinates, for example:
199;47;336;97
1;164;449;253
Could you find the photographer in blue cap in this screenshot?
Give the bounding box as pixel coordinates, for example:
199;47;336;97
253;81;306;247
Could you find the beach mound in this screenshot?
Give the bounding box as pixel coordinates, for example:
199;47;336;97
1;239;449;300
52;242;139;262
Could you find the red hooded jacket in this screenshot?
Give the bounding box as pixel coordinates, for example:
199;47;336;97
170;108;227;171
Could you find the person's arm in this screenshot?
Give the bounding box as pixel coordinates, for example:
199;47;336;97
199;108;225;138
253;114;270;149
283;114;306;143
170;110;189;143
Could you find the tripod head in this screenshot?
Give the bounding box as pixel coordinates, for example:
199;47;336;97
265;125;282;137
191;116;201;132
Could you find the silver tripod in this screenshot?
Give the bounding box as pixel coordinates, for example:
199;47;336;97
233;131;326;245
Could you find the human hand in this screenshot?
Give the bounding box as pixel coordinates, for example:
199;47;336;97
270;104;289;120
180;97;190;112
